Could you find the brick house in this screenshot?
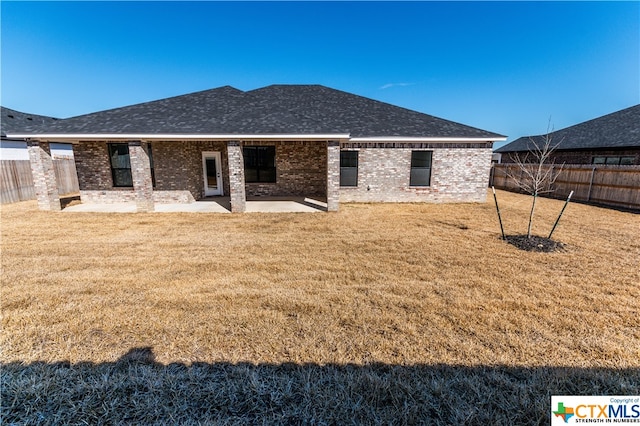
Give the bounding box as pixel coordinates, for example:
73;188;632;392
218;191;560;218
8;85;506;212
495;104;640;165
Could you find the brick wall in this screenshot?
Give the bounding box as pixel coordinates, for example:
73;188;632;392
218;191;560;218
129;142;154;212
73;142;113;190
27;141;61;211
80;189;201;204
244;141;327;197
73;140;493;206
74;140;230;203
75;141;147;204
326;141;340;211
152;140;230;200
227;141;246;213
338;143;493;203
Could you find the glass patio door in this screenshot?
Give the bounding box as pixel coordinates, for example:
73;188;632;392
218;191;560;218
202;152;222;196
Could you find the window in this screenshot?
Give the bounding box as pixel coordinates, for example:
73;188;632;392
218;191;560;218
148;144;156;187
108;143;155;187
108;143;133;187
340;151;358;187
410;151;432;186
244;146;276;183
592;156;636;165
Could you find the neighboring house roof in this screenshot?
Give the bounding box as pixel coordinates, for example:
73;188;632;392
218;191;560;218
495;104;640;153
1;107;59;137
8;85;505;140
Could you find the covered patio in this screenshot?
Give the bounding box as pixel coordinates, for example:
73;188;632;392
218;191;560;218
24;139;340;213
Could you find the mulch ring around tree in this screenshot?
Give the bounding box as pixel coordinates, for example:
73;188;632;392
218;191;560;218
504;235;566;253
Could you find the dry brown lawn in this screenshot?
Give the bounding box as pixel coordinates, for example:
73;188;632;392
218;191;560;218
1;190;639;424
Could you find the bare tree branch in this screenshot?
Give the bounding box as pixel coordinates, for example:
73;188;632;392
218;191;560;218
505;119;565;237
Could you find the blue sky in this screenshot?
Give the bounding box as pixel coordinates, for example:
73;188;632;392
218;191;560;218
1;1;638;147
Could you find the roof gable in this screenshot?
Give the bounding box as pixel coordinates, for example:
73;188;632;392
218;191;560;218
496;104;640;153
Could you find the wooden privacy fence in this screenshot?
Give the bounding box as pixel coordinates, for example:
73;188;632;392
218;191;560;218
490;164;640;210
1;159;79;204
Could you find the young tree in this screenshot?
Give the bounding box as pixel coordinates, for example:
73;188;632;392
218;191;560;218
507;121;564;238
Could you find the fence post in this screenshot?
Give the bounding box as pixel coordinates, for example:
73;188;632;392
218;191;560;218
587;167;596;202
549;191;574;239
489;164;494;187
11;161;20;201
492;186;506;240
519;166;524;187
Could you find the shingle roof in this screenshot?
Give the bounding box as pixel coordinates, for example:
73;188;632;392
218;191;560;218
495;104;640;153
1;107;59;137
10;85;504;139
244;85;502;138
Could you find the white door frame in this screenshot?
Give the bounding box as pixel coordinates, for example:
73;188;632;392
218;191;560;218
202;151;223;196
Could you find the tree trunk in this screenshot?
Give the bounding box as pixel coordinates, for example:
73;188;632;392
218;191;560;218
527;194;537;238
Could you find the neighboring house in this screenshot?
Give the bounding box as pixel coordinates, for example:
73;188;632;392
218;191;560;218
8;85;506;212
495;104;640;165
1;107;72;159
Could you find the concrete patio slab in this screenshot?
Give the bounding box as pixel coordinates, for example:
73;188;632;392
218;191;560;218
246;197;327;213
61;196;327;213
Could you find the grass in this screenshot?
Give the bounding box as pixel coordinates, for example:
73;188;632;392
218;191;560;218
1;190;639;424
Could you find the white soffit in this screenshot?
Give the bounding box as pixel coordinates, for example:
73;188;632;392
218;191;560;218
7;134;505;143
349;137;507;142
7;134;350;142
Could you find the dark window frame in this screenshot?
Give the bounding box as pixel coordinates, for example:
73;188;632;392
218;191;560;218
409;151;433;187
108;143;133;187
147;144;156;187
244;146;276;183
340;150;359;187
592;155;636;166
108;143;155;188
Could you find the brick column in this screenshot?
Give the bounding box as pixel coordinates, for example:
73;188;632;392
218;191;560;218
27;141;61;211
326;140;340;212
227;141;246;213
128;141;154;212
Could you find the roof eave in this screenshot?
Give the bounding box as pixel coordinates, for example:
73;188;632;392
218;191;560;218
497;144;640;153
8;133;506;143
350;136;506;142
6;133;352;142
